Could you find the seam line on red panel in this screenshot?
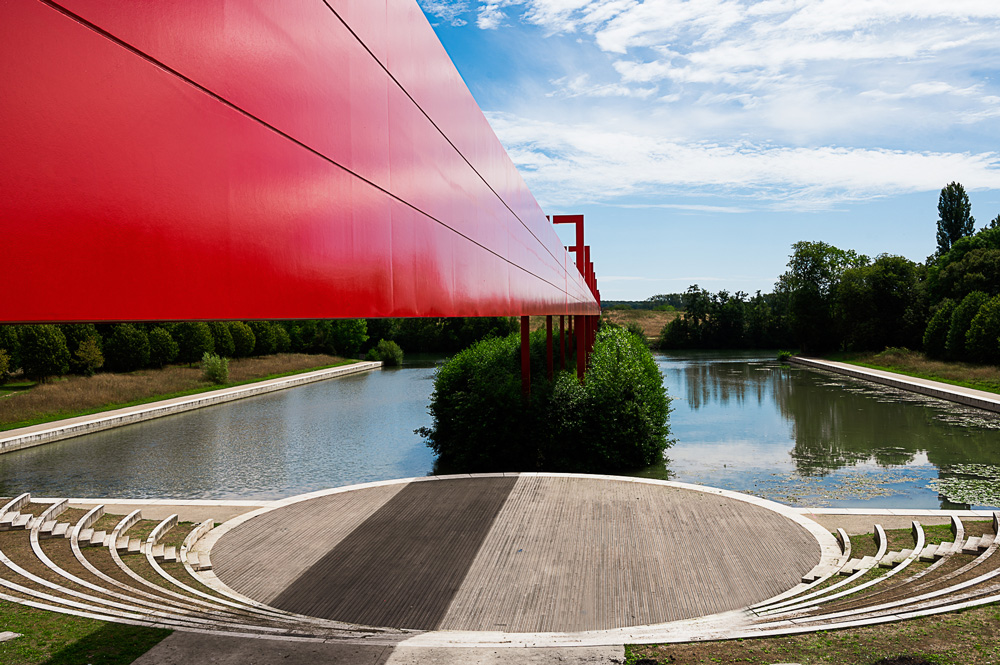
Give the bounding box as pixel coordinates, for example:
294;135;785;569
318;0;570;280
35;0;589;308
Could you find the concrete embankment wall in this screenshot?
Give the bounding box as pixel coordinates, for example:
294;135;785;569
0;361;382;455
789;357;1000;413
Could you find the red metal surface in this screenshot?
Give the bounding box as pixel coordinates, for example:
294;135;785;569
0;0;597;323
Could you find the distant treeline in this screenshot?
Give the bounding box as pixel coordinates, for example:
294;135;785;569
602;294;684;311
0;317;518;382
659;182;1000;358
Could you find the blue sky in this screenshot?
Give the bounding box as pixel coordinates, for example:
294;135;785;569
417;0;1000;301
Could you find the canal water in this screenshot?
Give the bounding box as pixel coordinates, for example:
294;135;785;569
1;351;999;508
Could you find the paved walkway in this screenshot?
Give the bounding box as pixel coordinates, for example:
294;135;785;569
209;475;831;634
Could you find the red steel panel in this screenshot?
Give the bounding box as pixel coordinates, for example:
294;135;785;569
1;0;597;323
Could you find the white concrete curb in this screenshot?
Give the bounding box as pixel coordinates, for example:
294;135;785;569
789;357;1000;413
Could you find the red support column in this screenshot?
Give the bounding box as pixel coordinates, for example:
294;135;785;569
521;315;531;397
559;315;566;371
546;315;553;381
576;314;586;381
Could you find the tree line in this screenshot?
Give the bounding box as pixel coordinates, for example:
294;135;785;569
0;316;519;383
659;182;1000;358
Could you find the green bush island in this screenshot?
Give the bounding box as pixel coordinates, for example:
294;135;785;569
419;326;671;474
366;339;404;366
201;352;229;385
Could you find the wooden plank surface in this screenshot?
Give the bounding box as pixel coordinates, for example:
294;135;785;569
213;476;820;633
212;483;406;603
269;477;517;629
439;476;819;632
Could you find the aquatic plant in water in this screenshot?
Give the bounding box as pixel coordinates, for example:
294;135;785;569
927;464;1000;507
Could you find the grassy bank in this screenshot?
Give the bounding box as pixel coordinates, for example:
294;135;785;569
628;604;1000;665
833;348;1000;396
0;353;350;432
0;599;170;665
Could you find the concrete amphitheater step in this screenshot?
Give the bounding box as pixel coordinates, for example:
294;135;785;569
1;509;334;636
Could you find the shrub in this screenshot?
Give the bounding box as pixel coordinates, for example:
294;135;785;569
148;327;179;368
965;295;1000;364
74;337;104;376
20;324;71;380
201;352;229;385
103;324;151;372
208;322;235;358
174;322;215;364
624;321;646;342
946;291;989;360
419;326;671;474
777;350;794;362
658;317;692;349
228;321;256;358
366;339;404;366
923;299;956;359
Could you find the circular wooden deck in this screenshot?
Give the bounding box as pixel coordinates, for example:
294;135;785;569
210;475;825;633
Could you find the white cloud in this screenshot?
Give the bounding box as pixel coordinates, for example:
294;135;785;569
549;73;658;98
485;112;1000;210
418;0;470;26
468;0;1000;142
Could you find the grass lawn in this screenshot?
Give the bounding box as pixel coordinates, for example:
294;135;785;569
831;348;1000;396
627;603;1000;665
0;599;170;665
0;353;353;431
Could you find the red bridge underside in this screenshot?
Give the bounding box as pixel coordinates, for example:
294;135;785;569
1;0;598;323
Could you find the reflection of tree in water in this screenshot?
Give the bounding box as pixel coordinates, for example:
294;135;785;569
679;359;1000;480
772;368;1000;477
682;360;772;410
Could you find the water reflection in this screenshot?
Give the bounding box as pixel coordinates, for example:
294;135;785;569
2;351;998;509
0;362;439;500
652;351;1000;509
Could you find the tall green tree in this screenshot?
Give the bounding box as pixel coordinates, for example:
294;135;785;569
103;324;151;372
946;291;989;361
20;325;71;380
0;325;21;372
173;322;215;364
777;241;867;353
936;181;975;256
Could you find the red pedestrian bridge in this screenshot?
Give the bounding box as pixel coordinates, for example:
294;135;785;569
1;0;600;377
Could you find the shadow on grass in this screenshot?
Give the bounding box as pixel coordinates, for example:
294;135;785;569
39;624;170;665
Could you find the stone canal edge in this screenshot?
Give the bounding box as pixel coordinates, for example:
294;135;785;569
0;360;383;455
